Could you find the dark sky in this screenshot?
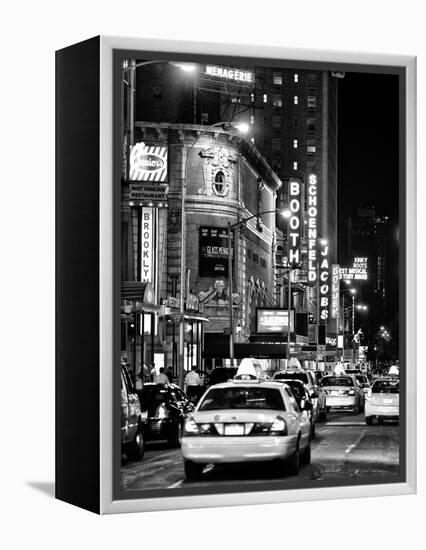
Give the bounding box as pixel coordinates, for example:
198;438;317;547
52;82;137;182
337;72;399;220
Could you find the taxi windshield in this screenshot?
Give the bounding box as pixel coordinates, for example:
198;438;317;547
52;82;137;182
198;387;285;411
274;372;309;384
372;380;399;394
321;376;353;387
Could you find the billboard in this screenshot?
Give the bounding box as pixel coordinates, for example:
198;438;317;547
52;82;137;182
129;142;168;182
288;179;303;267
319;240;329;321
256;309;295;334
339;257;368;282
199;226;232;277
307;173;318;283
331;264;340;319
141;207;154;284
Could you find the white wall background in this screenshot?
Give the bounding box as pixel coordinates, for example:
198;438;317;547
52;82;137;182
0;1;423;548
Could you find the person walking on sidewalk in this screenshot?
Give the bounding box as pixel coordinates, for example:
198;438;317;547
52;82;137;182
184;365;202;402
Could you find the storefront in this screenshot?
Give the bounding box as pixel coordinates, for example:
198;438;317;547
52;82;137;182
120;281;160;383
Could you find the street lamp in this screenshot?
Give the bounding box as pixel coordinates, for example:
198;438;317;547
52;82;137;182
178;121;249;386
227;208;291;364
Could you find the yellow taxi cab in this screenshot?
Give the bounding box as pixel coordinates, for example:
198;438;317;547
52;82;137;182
365;377;399;424
181;372;312;480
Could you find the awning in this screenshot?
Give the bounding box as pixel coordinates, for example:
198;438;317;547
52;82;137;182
121;281;160;313
184;313;209;322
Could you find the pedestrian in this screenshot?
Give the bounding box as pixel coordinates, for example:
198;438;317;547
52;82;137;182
149;362;156;381
166;366;174;384
184;365;202;401
154;367;170;385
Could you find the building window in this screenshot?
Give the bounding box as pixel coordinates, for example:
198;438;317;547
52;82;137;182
293;161;298;170
307;74;317;91
252;253;259;264
272;137;281;151
272;95;282;107
260;257;266;268
293;95;298;105
212;171;228;196
272;115;281;129
293;139;298;149
294;73;299;83
307;117;316;132
307;96;317;109
263;93;268;103
273;72;283;85
307;141;316;154
293;117;298;127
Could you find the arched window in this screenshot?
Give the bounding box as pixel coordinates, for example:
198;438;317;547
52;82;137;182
212;171;227;196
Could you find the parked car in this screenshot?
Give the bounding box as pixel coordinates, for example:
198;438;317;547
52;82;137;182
272;378;317;438
320;374;365;414
272;369;327;421
137;383;194;447
181;376;312;480
365;377;399;425
121;366;146;460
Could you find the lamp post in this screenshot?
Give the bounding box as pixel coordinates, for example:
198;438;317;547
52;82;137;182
178;121;249;386
227;209;291;363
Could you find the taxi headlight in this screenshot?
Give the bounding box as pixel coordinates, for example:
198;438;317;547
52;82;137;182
183;417;199;436
270;416;287;435
348;389;355;396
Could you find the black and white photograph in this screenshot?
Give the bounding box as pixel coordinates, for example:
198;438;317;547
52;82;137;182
117;53;403;496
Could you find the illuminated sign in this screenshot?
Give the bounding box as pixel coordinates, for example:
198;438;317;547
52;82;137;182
339;257;368;282
288;179;303;267
307;173;318;283
319;240;329;321
331;264;340;319
129;142;168;182
326;336;337;346
256;309;295;334
141;207;154;283
205;65;253;83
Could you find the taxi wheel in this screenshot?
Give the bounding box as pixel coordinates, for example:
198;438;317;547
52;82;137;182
365;416;373;425
184;460;204;480
319;407;327;422
126;431;145;460
287;440;301;475
301;441;311;465
378;417;384;425
168;423;183;448
353;403;360;415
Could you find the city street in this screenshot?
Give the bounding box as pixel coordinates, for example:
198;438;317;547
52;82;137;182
121;410;399;491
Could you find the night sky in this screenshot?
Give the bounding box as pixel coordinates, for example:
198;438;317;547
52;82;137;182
337;72;399;220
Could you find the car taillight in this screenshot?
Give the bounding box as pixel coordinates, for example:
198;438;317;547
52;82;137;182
270;416;287;435
183;417;199;436
155;404;169;419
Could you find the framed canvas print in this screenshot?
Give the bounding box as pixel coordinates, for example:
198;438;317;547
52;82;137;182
55;36;416;514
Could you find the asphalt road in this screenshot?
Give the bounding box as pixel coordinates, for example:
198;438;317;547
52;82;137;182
120;410;400;492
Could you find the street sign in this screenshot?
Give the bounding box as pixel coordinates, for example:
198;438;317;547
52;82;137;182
129;183;169;202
